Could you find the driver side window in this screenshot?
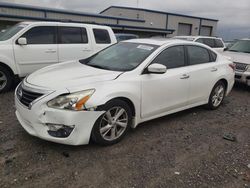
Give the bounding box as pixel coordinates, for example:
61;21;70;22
152;46;185;69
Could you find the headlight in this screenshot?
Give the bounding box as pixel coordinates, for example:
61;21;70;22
47;89;95;111
247;65;250;72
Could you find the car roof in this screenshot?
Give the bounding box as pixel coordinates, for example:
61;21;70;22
175;36;221;39
20;21;110;29
115;33;138;36
123;38;196;46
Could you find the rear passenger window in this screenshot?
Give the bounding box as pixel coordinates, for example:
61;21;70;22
93;29;111;44
59;27;88;44
202;38;215;48
215;39;224;48
152;46;185;69
23;26;56;44
187;46;211;65
210;50;217;62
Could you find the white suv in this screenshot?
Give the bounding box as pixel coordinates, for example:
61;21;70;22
223;39;250;86
0;22;117;93
15;39;235;146
174;36;226;53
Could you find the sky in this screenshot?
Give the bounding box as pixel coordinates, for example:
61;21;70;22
2;0;250;40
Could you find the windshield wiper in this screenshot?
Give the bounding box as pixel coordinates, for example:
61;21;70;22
87;64;110;70
228;50;240;52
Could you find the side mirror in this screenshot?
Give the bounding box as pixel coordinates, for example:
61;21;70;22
147;63;167;74
17;37;27;45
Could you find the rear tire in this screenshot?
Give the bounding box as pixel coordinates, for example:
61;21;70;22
206;81;226;110
91;99;132;146
0;65;13;93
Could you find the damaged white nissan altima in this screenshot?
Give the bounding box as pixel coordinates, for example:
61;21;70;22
15;39;235;146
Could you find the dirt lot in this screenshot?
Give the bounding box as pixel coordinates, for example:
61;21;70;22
0;84;249;188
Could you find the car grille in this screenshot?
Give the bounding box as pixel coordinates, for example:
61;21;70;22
234;62;248;72
17;85;44;108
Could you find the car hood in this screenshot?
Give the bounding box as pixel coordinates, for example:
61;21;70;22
26;61;122;90
223;51;250;65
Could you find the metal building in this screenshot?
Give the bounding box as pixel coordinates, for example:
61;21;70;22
0;2;218;37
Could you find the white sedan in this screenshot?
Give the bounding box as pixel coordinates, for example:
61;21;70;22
15;39;235;146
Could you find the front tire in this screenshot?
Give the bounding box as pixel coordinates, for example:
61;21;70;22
207;81;226;110
0;66;13;93
91;99;132;146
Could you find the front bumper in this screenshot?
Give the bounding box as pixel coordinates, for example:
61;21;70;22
235;71;250;86
15;94;105;146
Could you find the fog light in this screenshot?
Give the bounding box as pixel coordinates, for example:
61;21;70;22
46;124;75;138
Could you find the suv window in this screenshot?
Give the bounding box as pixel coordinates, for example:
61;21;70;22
214;39;224;48
187;46;211;65
152;46;185;69
93;29;111;44
22;26;56;44
59;27;88;44
202;38;215;48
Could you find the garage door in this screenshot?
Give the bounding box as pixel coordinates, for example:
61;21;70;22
177;23;192;36
200;26;213;36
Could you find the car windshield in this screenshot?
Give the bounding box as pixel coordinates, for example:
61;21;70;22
82;42;158;71
228;40;250;53
0;23;28;41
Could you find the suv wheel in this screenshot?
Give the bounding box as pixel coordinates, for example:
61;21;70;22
207;81;226;110
91;99;132;146
0;66;13;93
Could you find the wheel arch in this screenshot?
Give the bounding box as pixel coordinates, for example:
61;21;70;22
0;61;15;76
104;97;136;117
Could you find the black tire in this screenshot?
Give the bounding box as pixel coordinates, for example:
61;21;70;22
91;99;132;146
0;65;13;93
206;81;226;110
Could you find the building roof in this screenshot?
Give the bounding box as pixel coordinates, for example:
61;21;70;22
100;6;219;22
0;2;145;23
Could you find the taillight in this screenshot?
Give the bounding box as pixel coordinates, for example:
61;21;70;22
229;63;236;71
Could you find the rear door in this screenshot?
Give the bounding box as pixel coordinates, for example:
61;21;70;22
58;26;92;62
14;26;58;77
92;28;112;52
186;45;218;104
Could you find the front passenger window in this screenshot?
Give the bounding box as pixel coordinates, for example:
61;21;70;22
152;46;185;69
187;46;211;65
22;26;56;44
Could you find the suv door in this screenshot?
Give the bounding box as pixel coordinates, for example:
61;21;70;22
58;26;92;62
141;46;189;119
93;28;112;52
14;26;58;77
186;45;218;104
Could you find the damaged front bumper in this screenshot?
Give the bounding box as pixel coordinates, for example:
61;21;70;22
15;94;105;146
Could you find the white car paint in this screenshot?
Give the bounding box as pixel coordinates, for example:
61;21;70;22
15;39;235;145
223;39;250;86
0;21;116;88
173;36;226;53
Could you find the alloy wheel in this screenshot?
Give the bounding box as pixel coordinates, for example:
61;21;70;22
212;84;225;107
99;107;128;141
0;71;7;90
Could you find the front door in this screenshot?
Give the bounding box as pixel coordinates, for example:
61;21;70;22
14;26;58;77
141;46;189;119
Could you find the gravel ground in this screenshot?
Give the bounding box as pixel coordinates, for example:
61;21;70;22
0;84;249;188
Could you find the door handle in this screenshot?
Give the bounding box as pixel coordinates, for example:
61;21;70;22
45;49;56;53
211;67;218;72
180;74;190;79
82;48;91;52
